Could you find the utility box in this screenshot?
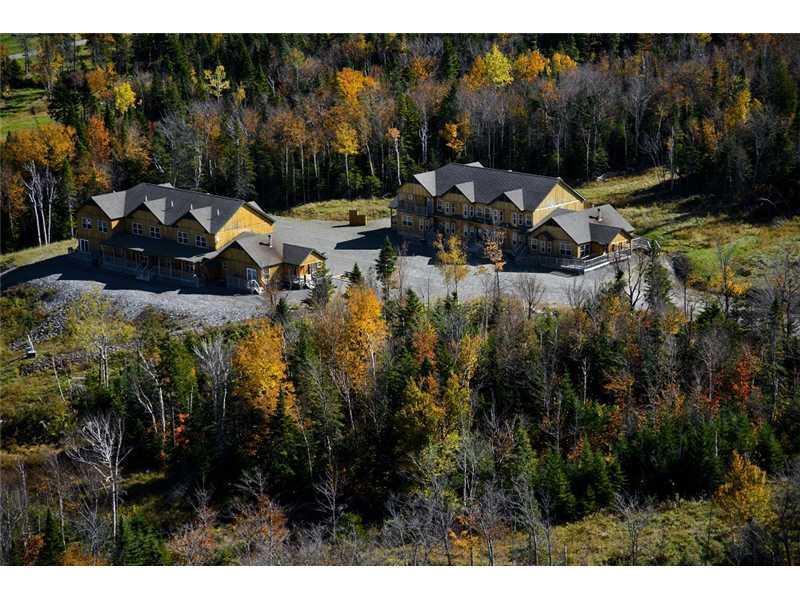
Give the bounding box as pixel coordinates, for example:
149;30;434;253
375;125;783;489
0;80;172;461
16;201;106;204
349;210;366;226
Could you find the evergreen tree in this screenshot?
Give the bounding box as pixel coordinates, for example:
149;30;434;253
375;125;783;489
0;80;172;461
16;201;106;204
35;510;63;565
303;262;334;309
345;262;364;287
261;389;306;496
375;237;398;296
537;450;576;523
114;514;167;565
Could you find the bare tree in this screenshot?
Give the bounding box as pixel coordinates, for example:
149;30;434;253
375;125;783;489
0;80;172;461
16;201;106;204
511;475;549;565
614;492;654;565
474;483;508;565
67;414;130;540
514;274;546;319
615;249;646;310
22;162;58;247
315;466;344;543
194;334;232;450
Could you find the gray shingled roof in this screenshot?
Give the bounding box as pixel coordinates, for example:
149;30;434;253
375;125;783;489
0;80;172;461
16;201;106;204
216;234;323;269
100;233;215;263
531;204;634;244
90;183;274;234
412;162;585;211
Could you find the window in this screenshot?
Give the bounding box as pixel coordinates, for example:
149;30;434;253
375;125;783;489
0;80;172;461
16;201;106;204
539;239;552;254
475;206;483;218
560;242;573;257
512;212;520;226
132;222;143;236
418;220;425;232
402;214;413;227
246;267;258;282
150;225;161;239
195;234;208;248
579;243;591;257
98;220;109;233
82;217;93;230
78;239;90;253
512;231;520;244
177;231;189;245
525;213;532;226
444;202;453;216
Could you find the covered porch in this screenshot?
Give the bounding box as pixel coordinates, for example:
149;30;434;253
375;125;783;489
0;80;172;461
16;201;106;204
99;233;211;287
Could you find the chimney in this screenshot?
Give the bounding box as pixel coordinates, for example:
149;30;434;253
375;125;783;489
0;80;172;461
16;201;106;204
169;200;174;208
596;207;603;222
216;208;220;216
190;203;194;210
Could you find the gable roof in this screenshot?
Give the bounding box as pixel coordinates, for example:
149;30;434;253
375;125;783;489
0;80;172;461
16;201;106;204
411;162;585;211
216;234;325;269
89;183;273;234
531;204;634;245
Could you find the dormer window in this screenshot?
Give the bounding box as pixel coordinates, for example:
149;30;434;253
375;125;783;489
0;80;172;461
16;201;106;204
150;225;161;239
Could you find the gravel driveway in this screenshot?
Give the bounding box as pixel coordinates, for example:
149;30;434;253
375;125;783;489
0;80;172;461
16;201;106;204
1;216;619;326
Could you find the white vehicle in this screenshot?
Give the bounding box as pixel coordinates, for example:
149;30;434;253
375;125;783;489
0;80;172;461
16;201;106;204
246;279;264;295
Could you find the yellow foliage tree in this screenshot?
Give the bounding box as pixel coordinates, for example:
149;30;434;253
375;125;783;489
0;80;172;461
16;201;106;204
433;233;469;297
335;286;387;396
483;43;514;87
113;82;137;115
441;122;466;158
514;50;549;82
5;123;76;169
332;120;359;188
336;67;378;107
550;52;578;77
233;320;295;418
203;65;231;99
714;451;772;527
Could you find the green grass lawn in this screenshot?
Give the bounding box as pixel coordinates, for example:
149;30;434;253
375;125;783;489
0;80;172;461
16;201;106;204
577;170;800;287
0;34;27;56
279;197;391;221
0;239;76;272
0;86;53;136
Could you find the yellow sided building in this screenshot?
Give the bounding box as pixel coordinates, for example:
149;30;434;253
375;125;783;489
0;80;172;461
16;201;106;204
74;183;325;290
391;162;640;271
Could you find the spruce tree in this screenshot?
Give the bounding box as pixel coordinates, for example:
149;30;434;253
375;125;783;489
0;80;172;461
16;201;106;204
345;262;364;287
35;510;63;565
303;262;334;309
375;237;397;295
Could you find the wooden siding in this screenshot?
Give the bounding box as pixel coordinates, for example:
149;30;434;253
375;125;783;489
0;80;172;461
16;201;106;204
74;204;119;252
215;205;274;248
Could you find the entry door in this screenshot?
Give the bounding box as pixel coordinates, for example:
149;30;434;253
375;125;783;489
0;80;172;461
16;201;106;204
78;239;90;253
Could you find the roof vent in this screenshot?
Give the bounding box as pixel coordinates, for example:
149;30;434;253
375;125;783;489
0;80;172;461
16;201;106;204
169;200;174;208
190;203;194;210
596;207;603;222
216;208;220;216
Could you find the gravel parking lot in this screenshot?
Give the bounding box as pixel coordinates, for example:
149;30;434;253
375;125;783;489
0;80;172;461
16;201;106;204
1;216;620;327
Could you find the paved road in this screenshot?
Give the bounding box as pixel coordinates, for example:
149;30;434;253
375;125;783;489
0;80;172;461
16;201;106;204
0;216;620;328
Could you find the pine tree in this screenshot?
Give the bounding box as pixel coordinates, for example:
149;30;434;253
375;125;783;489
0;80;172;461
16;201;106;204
538;450;576;522
375;237;397;296
35;510;63;565
345;262;364;287
262;389;306;495
114;514;167;565
303;262;334;309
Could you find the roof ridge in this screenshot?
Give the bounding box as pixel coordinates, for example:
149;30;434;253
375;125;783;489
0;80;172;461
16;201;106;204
453;162;562;181
140;182;246;205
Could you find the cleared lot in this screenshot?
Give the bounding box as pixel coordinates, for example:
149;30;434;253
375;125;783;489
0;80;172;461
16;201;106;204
0;216;619;325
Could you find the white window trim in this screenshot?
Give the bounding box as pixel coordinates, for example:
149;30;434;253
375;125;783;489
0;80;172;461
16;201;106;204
246;267;258;282
78;239;90;253
98;220;108;233
195;234;208;248
132;222;143;236
150;225;161;239
560;241;573;257
82;217;93;230
177;231;189;245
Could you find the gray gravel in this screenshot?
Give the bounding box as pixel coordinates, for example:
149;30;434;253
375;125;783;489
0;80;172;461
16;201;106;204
1;216;621;327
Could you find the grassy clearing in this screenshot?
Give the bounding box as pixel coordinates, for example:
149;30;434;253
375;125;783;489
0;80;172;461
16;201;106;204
577;170;800;286
279;197;391;221
0;238;75;271
0;34;27;56
0;86;53;136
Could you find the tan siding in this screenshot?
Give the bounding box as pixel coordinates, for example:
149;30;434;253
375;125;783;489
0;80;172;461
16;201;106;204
215;205;274;248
